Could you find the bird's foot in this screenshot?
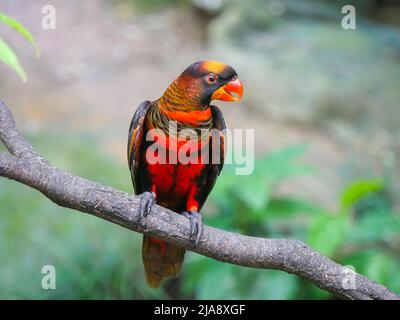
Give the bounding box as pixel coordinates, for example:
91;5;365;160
182;211;203;245
138;191;155;219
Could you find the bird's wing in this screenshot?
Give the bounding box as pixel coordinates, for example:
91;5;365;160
198;104;226;209
127;100;152;195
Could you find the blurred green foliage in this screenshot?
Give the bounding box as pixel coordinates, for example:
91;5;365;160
0;12;39;82
184;145;400;299
1;134;398;299
0;133;165;299
120;0;188;12
1;0;399;299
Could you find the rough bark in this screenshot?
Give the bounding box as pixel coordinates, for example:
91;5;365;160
0;101;398;300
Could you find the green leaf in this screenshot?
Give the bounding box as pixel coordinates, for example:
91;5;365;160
210;167;237;199
265;198;323;218
308;212;350;256
387;258;400;294
210;145;315;213
182;256;209;295
341;179;384;209
252;271;298;299
196;260;238;299
364;253;391;285
0;38;26;82
232;173;270;211
307;283;332;300
0;12;40;57
347;213;400;243
260;144;314;184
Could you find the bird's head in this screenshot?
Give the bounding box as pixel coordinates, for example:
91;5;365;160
163;60;243;110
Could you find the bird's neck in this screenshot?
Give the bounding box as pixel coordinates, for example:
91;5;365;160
147;80;212;134
159;79;207;113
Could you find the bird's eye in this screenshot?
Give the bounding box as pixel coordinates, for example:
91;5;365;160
206;74;217;84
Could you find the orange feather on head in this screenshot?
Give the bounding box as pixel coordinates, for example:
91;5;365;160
158;60;243;115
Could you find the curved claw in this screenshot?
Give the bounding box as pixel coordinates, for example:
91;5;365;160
138;191;155;219
182;211;203;245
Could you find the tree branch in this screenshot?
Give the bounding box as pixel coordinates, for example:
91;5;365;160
0;101;398;300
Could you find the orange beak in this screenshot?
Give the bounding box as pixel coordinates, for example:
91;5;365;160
211;77;243;102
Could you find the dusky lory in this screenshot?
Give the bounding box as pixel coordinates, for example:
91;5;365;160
127;61;243;288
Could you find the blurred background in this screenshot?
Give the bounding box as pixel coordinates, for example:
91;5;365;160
0;0;399;299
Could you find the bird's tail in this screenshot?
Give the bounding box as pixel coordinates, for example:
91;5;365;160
142;235;185;288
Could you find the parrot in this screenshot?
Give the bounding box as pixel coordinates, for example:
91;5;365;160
127;60;243;288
